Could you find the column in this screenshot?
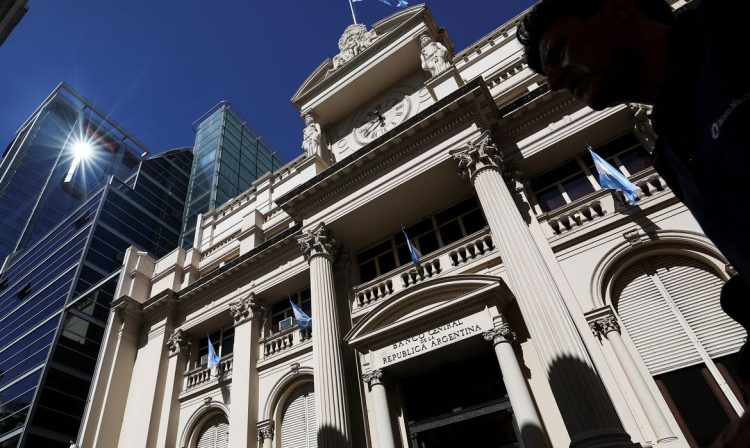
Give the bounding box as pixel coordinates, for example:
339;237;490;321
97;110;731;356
257;421;274;448
298;223;351;447
589;311;676;443
450;131;634;447
483;318;549;448
228;293;263;448
155;329;192;447
362;370;396;448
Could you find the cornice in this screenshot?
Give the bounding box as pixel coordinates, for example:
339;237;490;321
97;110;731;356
278;78;498;221
136;224;303;314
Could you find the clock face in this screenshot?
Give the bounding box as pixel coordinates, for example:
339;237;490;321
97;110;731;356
353;94;412;144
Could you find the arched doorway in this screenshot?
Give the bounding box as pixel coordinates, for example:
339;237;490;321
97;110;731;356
195;413;229;448
280;382;316;448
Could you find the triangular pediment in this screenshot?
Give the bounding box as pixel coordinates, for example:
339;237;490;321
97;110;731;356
291;4;441;111
345;275;513;349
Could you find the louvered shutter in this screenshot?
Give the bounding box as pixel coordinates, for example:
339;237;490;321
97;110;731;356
215;415;229;448
281;383;316;448
654;255;745;359
306;384;317;448
196;414;229;448
614;261;702;375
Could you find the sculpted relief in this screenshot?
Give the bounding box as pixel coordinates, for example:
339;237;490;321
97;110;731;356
330;24;378;72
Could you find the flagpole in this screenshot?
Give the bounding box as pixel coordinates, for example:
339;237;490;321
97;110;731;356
348;0;358;24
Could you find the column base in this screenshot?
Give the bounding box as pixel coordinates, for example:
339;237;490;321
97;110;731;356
570;430;641;448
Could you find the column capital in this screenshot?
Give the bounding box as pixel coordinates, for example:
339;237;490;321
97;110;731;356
483;322;516;346
589;314;621;339
257;421;275;441
166;329;192;357
229;292;264;326
297;222;338;262
362;369;384;387
449;130;505;182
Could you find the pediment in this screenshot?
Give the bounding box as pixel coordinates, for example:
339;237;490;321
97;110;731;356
291;4;453;122
345;275;512;349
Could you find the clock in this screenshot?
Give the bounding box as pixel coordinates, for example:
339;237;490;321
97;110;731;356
352;94;412;144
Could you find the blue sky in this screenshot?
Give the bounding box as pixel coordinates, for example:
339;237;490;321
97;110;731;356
0;0;535;162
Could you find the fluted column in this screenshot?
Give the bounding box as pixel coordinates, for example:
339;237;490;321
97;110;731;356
483;317;548;448
298;223;351;447
154;329;191;447
227;293;263;448
257;421;274;448
362;370;396;448
451;131;634;447
590;310;676;443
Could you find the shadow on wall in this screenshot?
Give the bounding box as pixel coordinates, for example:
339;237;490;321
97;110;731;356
318;426;350;448
548;355;635;447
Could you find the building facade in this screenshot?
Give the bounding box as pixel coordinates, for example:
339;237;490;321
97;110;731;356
180;102;284;249
0;86;193;448
79;3;745;448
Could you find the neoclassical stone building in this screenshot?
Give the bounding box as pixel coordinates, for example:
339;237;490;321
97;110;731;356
77;3;745;447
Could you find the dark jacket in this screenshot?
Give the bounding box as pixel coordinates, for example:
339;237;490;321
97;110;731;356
652;0;750;281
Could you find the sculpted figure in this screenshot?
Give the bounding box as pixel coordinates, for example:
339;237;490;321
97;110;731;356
302;114;321;157
420;34;450;77
331;24;378;70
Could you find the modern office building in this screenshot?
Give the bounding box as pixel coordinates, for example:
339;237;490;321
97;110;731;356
0;84;150;268
0;86;193;448
0;0;27;46
79;2;744;448
180;103;283;249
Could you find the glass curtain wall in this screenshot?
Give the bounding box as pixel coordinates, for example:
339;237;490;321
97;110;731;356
180;104;283;248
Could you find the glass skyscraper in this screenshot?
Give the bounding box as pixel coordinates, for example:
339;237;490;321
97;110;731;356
0;84;192;448
180;102;283;248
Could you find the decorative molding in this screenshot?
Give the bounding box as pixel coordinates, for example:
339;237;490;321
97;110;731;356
362;369;384;387
297;222;338;262
228;292;263;325
589;315;621;339
166;329;192;357
290;362;300;375
257;421;275;441
726;264;738;277
622;229;643;247
629;103;657;153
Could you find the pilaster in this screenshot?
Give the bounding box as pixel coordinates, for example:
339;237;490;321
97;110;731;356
154;329;191;447
228;293;263;448
257;420;275;448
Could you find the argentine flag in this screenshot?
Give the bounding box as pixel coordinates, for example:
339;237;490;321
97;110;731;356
589;147;641;205
352;0;409;8
207;336;221;370
402;227;422;265
290;299;312;330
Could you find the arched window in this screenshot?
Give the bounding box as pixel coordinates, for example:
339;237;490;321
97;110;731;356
280;382;316;448
613;254;746;446
196;413;229;448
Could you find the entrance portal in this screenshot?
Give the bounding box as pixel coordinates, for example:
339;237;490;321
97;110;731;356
402;352;519;447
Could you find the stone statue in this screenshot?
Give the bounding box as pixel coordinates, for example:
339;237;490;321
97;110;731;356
302;114;321;157
331;24;378;71
420;34;450;77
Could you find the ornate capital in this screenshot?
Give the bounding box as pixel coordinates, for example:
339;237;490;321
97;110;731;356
589;315;621;338
362;369;384;387
629;103;657;153
166;329;192;357
229;293;263;325
483;322;516;345
297;222;338;262
257;421;275;441
449;131;504;182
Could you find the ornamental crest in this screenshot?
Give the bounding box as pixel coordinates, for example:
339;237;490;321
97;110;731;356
330;24;378;71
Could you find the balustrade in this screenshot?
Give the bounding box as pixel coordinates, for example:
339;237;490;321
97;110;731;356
263;325;312;358
184;354;234;391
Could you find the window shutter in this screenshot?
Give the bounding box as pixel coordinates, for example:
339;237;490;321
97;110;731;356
196;414;229;448
654;255;745;359
614;261;702;375
282;382;316;448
